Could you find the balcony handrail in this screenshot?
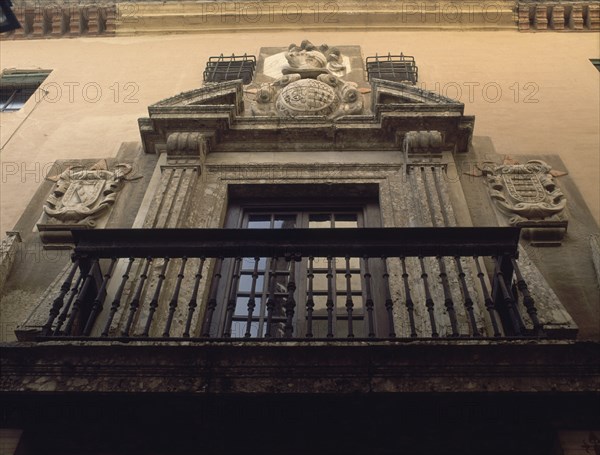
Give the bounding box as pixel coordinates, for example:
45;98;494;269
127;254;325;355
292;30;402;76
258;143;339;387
72;227;521;259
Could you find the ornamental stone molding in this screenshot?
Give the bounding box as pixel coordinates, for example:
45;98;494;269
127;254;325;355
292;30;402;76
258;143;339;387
517;2;599;31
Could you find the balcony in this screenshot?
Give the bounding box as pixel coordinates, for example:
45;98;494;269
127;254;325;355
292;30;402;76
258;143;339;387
36;227;547;341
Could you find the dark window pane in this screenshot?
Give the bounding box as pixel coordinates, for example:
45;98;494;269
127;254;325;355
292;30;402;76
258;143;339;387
238;273;264;293
234;296;262;316
247;215;271;229
241;257;267;271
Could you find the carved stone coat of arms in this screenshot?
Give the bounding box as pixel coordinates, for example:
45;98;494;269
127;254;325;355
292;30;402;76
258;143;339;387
38;163;133;230
482;160;568;239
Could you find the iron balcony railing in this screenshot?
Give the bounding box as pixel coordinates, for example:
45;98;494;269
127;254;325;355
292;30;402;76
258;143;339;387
39;227;544;341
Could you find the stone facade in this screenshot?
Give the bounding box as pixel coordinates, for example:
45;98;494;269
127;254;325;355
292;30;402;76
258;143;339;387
1;39;598;455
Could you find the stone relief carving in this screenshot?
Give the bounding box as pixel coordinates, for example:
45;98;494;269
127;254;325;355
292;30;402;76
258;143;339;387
251;40;363;120
482;159;568;230
39;162;134;228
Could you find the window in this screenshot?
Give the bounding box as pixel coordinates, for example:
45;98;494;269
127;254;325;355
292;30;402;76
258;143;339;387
210;184;385;339
0;69;51;112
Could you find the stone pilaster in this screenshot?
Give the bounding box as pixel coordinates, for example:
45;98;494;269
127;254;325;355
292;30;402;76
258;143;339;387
98;133;209;337
140;132;209;229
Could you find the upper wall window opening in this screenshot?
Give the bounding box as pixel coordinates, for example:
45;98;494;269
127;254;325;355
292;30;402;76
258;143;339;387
0;69;51;112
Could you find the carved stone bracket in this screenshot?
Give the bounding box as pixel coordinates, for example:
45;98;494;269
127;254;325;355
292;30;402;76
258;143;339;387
401;130;443;164
166;132;211;159
483;160;568;242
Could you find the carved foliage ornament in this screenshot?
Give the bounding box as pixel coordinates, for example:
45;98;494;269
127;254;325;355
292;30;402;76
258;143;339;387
42;163;134;227
482;160;567;225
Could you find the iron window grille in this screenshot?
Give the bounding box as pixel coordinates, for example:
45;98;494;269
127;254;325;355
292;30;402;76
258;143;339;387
203;54;256;84
366;53;418;84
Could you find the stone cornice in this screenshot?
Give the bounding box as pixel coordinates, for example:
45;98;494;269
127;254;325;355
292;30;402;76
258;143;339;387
138;80;475;154
3;0;596;39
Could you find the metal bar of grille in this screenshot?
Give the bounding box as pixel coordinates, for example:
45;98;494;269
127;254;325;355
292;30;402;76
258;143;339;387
223;257;242;338
437;256;459;336
83;257;117;336
183;257;206;338
381;258;396;338
42;259;79;336
419;256;439;338
142;258;170;337
163;257;188;337
201;258;223;337
284;254;298;338
264;257;278;338
474;256;501;337
64;258;98;336
363;256;375;338
326;256;335;338
493;256;522;335
122;258;151;337
401;256;417;337
244;257;260;338
454;256;479;336
102;258;134;337
344;256;354;338
53;274;83;336
306;256;315;338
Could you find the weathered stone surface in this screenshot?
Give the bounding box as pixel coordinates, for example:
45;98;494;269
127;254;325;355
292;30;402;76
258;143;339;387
0;232;21;295
1;340;598;394
591;234;600;289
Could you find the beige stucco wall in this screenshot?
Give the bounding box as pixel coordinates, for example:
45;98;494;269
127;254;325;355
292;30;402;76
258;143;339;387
1;31;599;235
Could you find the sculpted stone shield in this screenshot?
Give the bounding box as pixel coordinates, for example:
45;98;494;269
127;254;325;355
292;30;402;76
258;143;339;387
501;171;546;204
483;160;568;236
41;164;133;227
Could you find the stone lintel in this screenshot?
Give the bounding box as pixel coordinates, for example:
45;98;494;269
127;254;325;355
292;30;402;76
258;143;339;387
1;341;598;394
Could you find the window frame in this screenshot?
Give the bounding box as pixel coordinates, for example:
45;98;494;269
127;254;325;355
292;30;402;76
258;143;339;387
0;69;51;112
207;184;386;338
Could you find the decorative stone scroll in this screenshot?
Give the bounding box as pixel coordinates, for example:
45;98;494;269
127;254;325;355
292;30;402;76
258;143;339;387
166;132;210;158
251;40;364;120
482;160;568;241
401;130;444;163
